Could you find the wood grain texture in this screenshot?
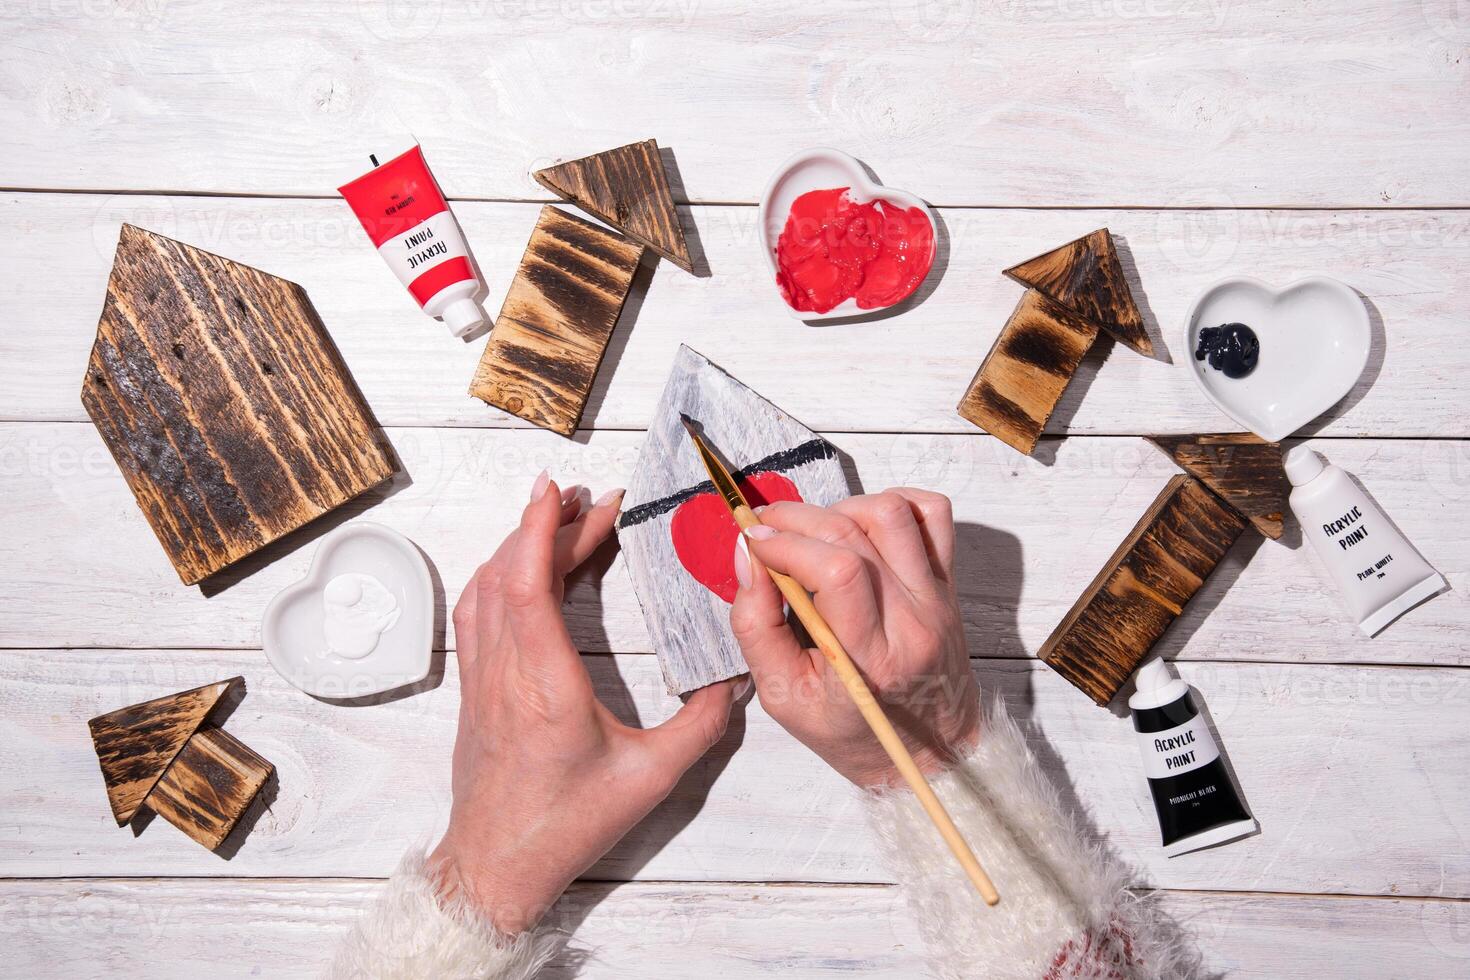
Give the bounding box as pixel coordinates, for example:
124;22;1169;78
1148;434;1290;540
5;425;1466;665
8;650;1470;898
86;678;235;825
1004;228;1151;357
616;346;849;693
80;224;394;584
534;139;693;273
9;198;1470;438
3;3;1466;208
469;206;644;436
956;289;1099;455
6;879;1469;980
145;726;273;851
1040;475;1249;706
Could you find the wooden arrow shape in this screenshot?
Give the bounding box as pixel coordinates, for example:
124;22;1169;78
1147;433;1289;540
1004;228;1152;357
87;677;238;825
534;139;693;273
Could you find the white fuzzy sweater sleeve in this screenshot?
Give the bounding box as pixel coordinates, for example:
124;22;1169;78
863;700;1199;980
326;847;564;980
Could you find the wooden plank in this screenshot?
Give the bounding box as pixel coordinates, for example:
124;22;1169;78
3;879;1466;979
616;346;849;693
81;224;394;583
145;727;274;851
956;289;1099;455
469;206;644;436
2;424;1465;664
1;3;1465;207
534;139;693;272
86;678;235;825
1004;228;1151;357
4;649;1468;897
1148;434;1289;540
5;196;1467;437
1040;475;1249;706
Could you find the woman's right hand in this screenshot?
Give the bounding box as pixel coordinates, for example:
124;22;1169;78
728;489;981;789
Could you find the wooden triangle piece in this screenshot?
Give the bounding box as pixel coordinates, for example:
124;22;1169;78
1004;228;1152;357
87;677;239;825
1147;434;1289;540
533;139;693;273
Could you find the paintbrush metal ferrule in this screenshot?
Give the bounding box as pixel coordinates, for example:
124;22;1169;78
680;416;751;515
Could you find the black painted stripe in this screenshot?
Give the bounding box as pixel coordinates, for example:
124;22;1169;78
616;438;837;530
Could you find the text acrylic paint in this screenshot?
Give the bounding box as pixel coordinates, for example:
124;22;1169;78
339;144;487;338
1128;658;1255;857
1285;446;1446;635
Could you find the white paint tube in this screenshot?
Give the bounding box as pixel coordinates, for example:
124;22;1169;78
1285;446;1447;636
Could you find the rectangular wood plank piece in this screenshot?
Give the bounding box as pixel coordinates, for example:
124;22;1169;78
1004;228;1152;357
469;205;644;436
957;289;1099;454
616;346;849;694
533;139;694;273
145;726;273;851
1040;475;1248;705
81;224;394;585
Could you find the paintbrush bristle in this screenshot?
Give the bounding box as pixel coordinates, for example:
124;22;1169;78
679;413;701;438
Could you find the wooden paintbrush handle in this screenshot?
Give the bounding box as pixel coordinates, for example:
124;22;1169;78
734;506;1001;906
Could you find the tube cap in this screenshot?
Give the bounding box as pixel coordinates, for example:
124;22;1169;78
1284;445;1326;487
442;297;487;338
1128;656;1188;711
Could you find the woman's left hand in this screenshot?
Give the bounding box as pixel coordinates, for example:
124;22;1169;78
429;472;743;935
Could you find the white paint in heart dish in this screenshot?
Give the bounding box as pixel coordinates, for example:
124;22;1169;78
263;522;435;700
758;146;937;322
1184;275;1371;442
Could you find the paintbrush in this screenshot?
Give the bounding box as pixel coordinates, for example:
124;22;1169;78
679;414;1000;906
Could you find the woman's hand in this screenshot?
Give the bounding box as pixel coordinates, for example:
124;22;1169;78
430;472;742;935
730;489;979;789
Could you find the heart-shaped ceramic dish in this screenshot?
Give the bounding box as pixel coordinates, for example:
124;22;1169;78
262;522;434;700
1183;275;1371;441
758;147;937;322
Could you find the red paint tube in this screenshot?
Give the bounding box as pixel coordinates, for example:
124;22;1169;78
339;144;487;338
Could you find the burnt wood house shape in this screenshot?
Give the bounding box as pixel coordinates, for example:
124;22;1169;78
81;224;394;585
88;676;274;851
1039;436;1288;705
960;228;1152;457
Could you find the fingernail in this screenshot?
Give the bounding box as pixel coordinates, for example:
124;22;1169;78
733;534;752;589
734;675;753;700
560;484;582;504
530;469;550;501
595;487;626;508
744;524;777;541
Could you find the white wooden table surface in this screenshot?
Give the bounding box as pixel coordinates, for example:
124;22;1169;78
3;3;1468;977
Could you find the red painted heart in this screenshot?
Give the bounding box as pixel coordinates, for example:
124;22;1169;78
670;471;803;604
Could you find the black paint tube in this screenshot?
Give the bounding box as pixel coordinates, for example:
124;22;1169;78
1128;658;1255;857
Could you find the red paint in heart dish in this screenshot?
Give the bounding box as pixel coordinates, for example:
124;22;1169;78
670;471;803;603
